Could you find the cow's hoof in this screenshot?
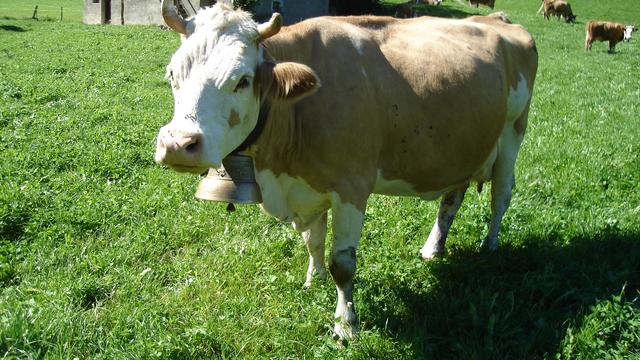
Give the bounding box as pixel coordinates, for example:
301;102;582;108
303;269;327;289
480;237;498;251
418;247;444;261
333;322;358;341
333;302;358;341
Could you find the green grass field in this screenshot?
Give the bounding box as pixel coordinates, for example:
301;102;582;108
1;0;639;358
0;1;82;22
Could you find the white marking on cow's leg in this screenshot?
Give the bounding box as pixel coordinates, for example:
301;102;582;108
329;196;365;340
419;186;467;260
302;212;328;288
481;111;527;251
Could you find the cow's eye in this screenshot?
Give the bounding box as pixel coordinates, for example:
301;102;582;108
233;76;251;92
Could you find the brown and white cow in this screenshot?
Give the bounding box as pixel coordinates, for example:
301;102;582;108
395;0;442;19
585;20;638;52
155;0;537;340
469;0;495;9
543;0;576;23
395;1;415;18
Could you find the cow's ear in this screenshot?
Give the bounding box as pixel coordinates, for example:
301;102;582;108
257;61;320;102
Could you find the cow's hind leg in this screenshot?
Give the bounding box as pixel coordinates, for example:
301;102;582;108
419;186;467;260
329;196;366;340
302;212;328;288
481;108;528;251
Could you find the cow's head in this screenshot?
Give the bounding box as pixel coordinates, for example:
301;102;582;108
155;0;320;173
565;14;577;23
624;25;638;42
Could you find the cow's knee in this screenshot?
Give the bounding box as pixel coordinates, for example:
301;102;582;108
329;247;356;287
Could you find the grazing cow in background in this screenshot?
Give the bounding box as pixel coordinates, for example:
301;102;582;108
395;0;442;19
585;21;637;52
469;0;495;9
156;0;538;340
395;1;414;18
543;0;576;23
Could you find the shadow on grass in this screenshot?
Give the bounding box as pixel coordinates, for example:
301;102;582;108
362;230;640;358
0;25;26;32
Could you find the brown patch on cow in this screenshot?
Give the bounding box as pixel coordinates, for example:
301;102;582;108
252;14;536;210
228;109;241;128
585;21;626;52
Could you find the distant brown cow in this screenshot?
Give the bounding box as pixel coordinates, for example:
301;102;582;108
395;1;414;18
396;0;442;18
469;0;495;9
544;0;576;23
585;21;638;52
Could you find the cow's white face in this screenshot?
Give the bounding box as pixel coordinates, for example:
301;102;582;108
624;25;637;42
155;0;319;173
155;5;262;173
155;3;319;174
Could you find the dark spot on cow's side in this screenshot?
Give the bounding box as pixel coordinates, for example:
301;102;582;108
391;104;400;117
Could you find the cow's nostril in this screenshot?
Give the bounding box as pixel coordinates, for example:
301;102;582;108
185;139;200;154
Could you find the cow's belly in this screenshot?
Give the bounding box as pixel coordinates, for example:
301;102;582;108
255;169;331;231
373;142;497;199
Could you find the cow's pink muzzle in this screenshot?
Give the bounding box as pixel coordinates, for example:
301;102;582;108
155;128;205;173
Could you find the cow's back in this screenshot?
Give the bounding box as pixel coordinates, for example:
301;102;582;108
259;15;537;194
587;20;624;42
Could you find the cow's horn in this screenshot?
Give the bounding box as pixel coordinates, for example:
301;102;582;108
257;13;283;42
162;0;188;35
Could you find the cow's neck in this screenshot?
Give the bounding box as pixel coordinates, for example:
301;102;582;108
247;40;306;174
232;102;271;154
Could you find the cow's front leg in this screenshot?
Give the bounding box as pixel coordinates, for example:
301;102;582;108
329;198;366;340
419;186;467;260
301;212;328;288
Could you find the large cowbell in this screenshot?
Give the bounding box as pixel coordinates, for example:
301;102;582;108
195;154;262;208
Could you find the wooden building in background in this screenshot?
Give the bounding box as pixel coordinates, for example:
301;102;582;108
83;0;328;25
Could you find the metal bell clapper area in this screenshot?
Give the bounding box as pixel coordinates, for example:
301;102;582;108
195;153;262;212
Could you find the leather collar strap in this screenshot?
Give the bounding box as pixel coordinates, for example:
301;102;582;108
232;102;271;153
